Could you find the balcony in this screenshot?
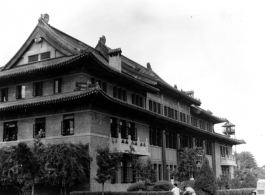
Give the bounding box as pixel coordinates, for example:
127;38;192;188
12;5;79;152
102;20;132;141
109;133;150;156
220;155;236;166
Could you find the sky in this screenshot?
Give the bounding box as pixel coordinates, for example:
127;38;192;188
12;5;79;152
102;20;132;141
0;0;264;166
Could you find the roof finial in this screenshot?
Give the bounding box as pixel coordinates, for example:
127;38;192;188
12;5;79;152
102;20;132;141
43;14;49;23
99;35;106;45
147;62;152;71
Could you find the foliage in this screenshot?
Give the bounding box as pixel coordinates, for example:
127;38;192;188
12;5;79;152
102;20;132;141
240;171;257;188
236;151;257;170
94;147;122;195
0;138;92;195
217;174;231;189
153;180;173;191
172;147;203;182
43;142;92;194
216;188;255;195
127;181;147;192
127;145;156;184
70;191;173;195
194;158;217;195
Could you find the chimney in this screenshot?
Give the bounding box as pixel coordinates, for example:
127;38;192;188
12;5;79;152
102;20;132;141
108;48;122;72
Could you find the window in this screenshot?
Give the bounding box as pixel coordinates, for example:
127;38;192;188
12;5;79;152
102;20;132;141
206;141;212;155
149;127;162;146
40;52;50;60
180;112;186;123
221;166;230;177
121;161;133;183
180;135;193;148
174;110;179;120
220;146;229;157
199;120;206;130
113;86;127;101
166;130;177;149
54;78;62;94
129;122;137;141
120;120;127;139
61;115;74;136
28;54;38;63
33;82;43;97
33;118;45;138
16;85;26;99
191;117;198;127
206;123;213;132
132;94;144;107
195;138;203;148
0;88;8;102
149;100;162;115
3;122;17;142
110;118;119;138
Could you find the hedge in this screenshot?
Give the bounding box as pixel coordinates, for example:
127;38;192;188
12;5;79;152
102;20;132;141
216;188;255;195
70;191;173;195
127;181;148;192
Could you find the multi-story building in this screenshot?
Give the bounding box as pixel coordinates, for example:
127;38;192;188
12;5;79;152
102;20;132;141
0;14;244;191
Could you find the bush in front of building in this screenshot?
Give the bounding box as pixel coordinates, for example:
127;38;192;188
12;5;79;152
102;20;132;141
194;158;217;195
127;181;148;192
153;180;173;191
179;180;195;191
216;188;255;195
70;191;173;195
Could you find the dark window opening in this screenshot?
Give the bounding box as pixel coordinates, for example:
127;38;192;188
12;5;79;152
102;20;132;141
40;52;50;60
3;122;17;142
16;85;25;99
54;79;62;94
0;88;8;102
28;54;38;63
33;118;45;138
61;115;74;136
110;118;119;138
33;82;43;97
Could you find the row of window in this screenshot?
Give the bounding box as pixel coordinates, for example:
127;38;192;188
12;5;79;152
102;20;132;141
220;146;230;157
110;118;137;141
3;115;74;142
28;52;51;63
149;127;213;154
0;78;62;102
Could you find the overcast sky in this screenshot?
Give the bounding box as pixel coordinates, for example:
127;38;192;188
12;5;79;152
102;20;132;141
0;0;264;166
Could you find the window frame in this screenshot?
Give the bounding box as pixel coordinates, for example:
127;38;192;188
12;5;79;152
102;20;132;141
61;115;75;136
33;118;46;138
3;122;18;142
54;78;62;94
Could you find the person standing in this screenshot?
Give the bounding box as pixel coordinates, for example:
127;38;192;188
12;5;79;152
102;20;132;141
171;182;181;195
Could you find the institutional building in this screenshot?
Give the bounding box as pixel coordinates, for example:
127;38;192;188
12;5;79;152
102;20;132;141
0;14;244;191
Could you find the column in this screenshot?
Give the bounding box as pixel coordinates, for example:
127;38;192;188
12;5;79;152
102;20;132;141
162;129;167;180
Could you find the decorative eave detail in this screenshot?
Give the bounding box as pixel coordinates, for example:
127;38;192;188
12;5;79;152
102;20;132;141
0;87;243;145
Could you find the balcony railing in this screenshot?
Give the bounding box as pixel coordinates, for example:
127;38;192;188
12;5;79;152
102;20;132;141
220;155;236;166
109;133;150;156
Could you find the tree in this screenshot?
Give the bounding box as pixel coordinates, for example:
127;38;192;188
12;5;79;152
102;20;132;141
94;147;122;195
194;158;217;195
172;147;203;182
240;171;257;188
43;143;92;195
236;151;257;170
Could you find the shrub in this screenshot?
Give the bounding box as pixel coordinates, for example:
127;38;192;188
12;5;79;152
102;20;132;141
70;192;173;195
127;181;147;192
216;188;255;195
195;158;217;195
153;180;173;191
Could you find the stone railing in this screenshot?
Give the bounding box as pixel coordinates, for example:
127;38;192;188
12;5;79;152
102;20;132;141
220;155;236;166
109;133;150;156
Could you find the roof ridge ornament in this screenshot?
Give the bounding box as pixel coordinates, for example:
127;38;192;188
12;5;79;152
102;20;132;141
99;35;106;45
39;13;49;24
